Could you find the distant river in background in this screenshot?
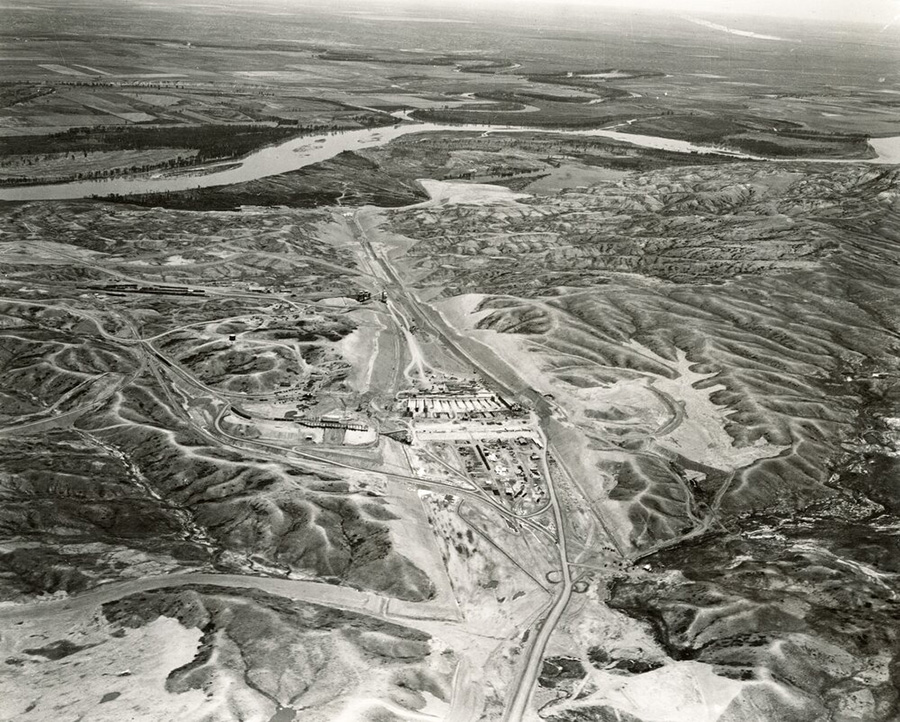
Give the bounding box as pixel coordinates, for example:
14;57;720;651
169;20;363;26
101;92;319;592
0;118;896;203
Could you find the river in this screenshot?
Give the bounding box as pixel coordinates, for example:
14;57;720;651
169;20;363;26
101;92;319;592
0;117;896;202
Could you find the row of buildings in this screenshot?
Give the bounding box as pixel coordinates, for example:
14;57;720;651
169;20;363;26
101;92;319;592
405;390;508;418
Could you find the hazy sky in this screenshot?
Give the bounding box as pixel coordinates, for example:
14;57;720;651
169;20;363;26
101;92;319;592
588;0;899;22
427;0;900;25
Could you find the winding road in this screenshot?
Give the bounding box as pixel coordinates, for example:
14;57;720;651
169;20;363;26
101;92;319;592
348;208;617;721
0;571;459;625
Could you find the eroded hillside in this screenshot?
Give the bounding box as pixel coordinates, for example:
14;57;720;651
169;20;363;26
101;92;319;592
377;162;900;720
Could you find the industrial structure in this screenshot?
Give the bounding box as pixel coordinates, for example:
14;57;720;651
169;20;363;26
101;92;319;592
405;390;507;418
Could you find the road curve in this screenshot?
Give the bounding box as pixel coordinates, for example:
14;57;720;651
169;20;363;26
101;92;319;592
501;438;573;722
0;571;460;624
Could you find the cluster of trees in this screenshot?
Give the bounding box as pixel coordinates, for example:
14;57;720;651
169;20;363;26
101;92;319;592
1;124;299;159
0;84;54;109
1;108;397;186
2;114;394;161
728;135;871;159
409;107;634;129
0;125;309;186
0;153;199;187
251;113;391;129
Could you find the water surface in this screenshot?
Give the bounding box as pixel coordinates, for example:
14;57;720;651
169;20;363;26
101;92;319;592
1;119;895;203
